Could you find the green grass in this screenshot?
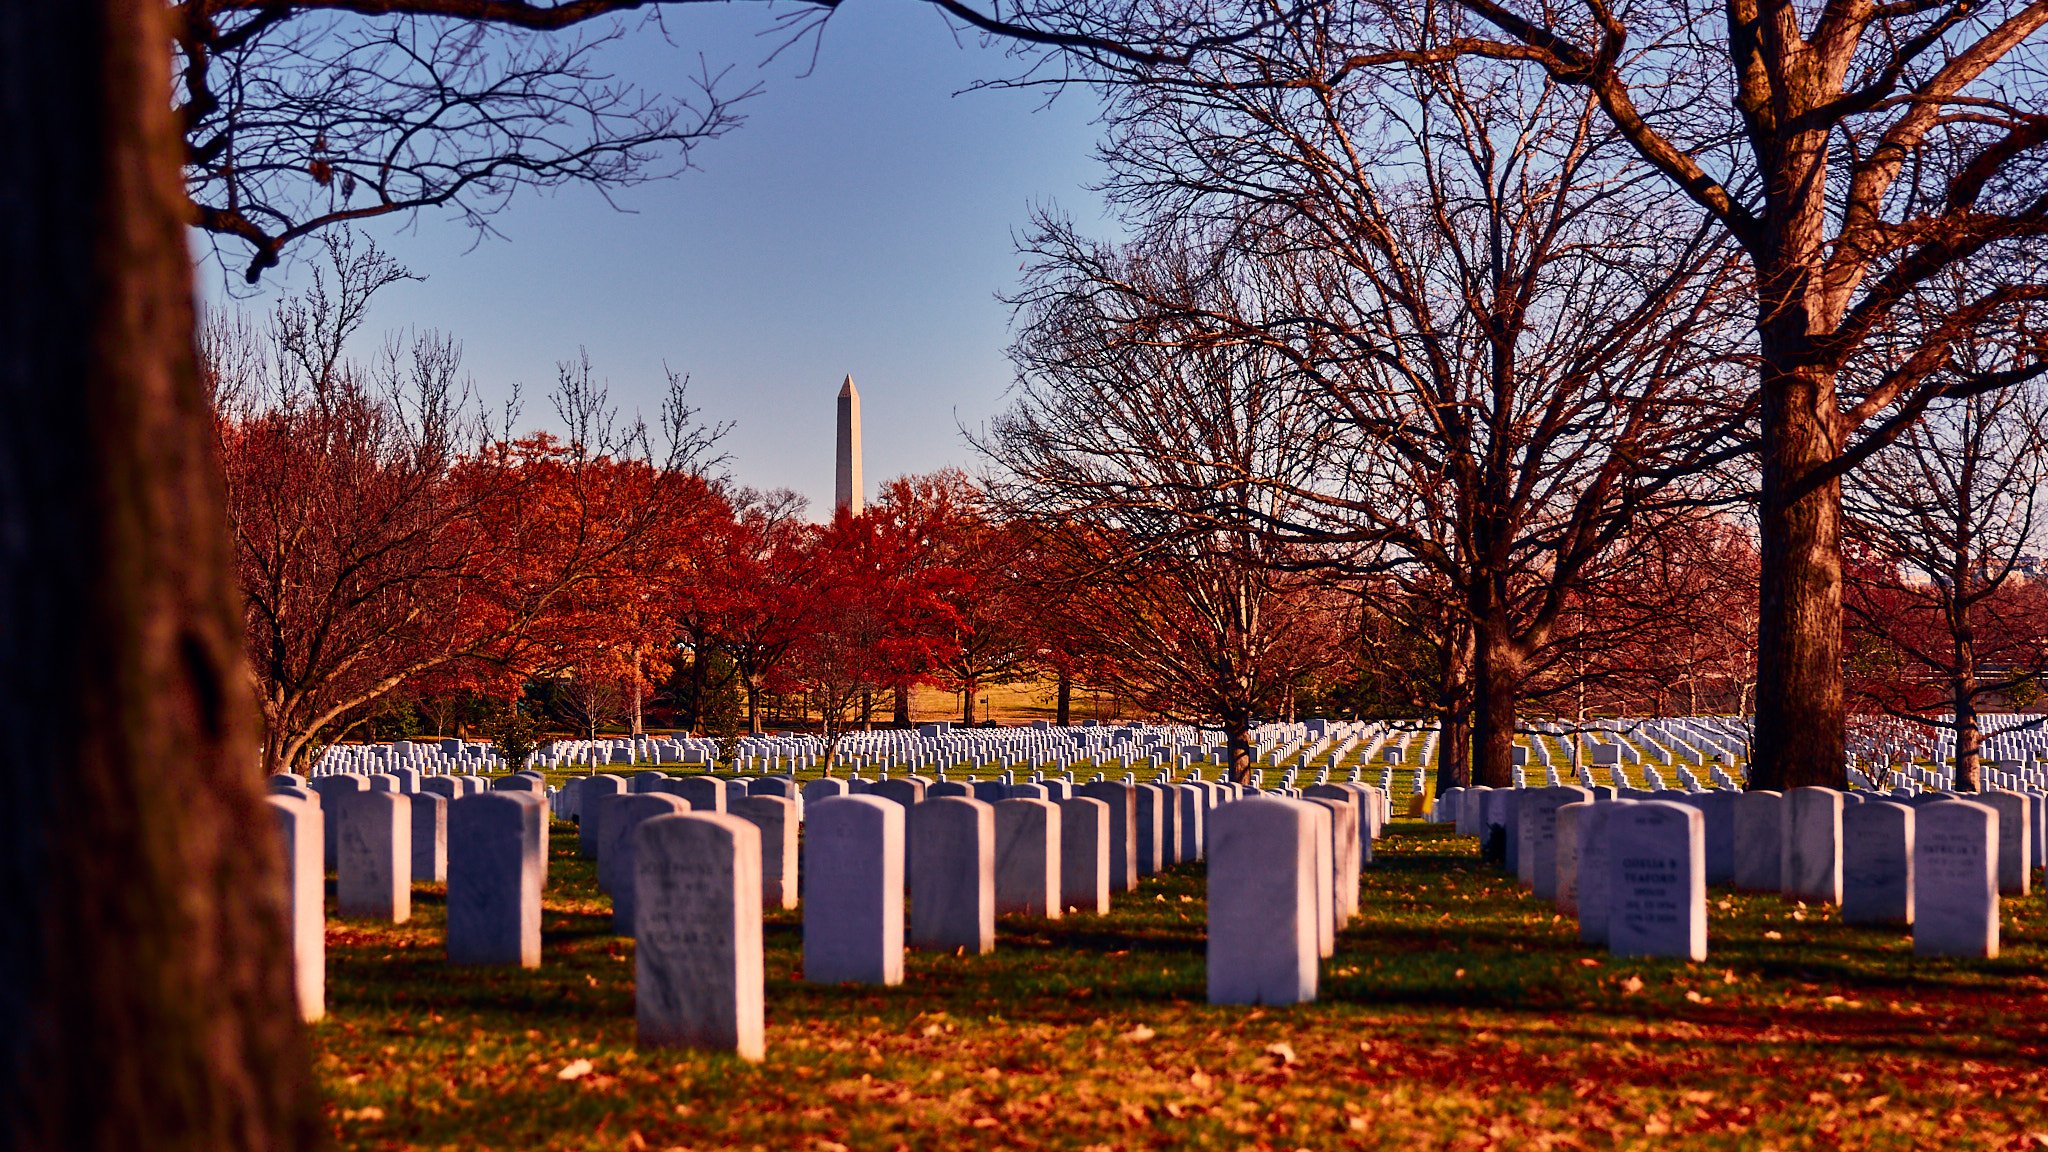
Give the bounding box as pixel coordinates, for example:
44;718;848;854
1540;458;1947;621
316;823;2048;1151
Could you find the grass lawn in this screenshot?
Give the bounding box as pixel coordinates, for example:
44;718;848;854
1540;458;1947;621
316;821;2048;1151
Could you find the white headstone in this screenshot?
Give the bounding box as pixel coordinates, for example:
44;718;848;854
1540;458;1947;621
577;774;628;858
599;793;690;935
1057;796;1110;915
1782;787;1844;904
993;798;1061;918
267;795;324;1021
1841;800;1913;927
1520;786;1593;899
1573;800;1632;944
1608;801;1706;961
731;795;799;910
1303;792;1360;928
1732;790;1783;890
409;792;447;885
1077;781;1138;892
1207;797;1319;1005
1913;799;1998;958
1133;784;1165;876
635;812;764;1061
1980;790;2032;895
337;790;410;922
803;795;905;986
908;796;995;954
447;793;542;967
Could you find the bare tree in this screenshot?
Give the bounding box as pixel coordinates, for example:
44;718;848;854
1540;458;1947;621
1;0;322;1146
1845;369;2048;790
1031;43;1749;785
986;230;1347;778
1012;0;2048;790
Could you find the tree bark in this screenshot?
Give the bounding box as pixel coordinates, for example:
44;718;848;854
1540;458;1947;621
892;681;910;726
1055;669;1072;726
961;680;977;725
1434;632;1474;793
1954;675;1982;792
1470;612;1521;788
0;1;323;1148
1749;354;1847;792
1222;707;1253;783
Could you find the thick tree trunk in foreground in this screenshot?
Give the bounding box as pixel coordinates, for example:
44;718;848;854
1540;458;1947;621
1750;356;1847;793
0;2;322;1149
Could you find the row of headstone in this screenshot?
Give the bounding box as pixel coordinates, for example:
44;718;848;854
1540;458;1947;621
1440;780;2027;962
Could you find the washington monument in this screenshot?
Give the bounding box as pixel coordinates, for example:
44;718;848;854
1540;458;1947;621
835;375;863;516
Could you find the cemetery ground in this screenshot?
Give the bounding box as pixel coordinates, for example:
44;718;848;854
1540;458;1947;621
316;820;2048;1152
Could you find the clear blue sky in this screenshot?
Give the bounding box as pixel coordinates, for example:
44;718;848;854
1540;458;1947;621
202;2;1117;514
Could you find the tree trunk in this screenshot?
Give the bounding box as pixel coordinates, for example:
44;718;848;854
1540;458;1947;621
1954;676;1982;792
630;645;644;736
1055;669;1072;726
961;679;977;725
1221;707;1254;783
1470;616;1521;788
745;677;763;735
1750;355;1848;792
1437;713;1471;793
1433;632;1474;793
0;1;323;1147
892;682;910;726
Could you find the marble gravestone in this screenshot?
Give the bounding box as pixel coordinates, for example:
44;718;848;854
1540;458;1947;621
993;798;1061;918
1674;790;1738;886
1980;791;2031;896
1076;781;1139;893
1914;799;1999;959
1058;796;1111;915
803;777;851;808
599;793;690;935
634;812;765;1061
1454;786;1492;838
1304;794;1360;928
1782;787;1844;904
675;775;730;815
1133;784;1165;876
1841;800;1913;927
1554;800;1590;918
1521;786;1593;900
310;773;368;869
577;774;628;858
1207;797;1319;1006
731;794;799;910
337;790;410;922
409;791;447;885
908;796;996;954
267;794;325;1021
869;778;926;810
804;795;905;986
1607;800;1706;961
447;793;543;967
1573;800;1632;945
1732;790;1784;891
1175;784;1206;863
1304;800;1335;958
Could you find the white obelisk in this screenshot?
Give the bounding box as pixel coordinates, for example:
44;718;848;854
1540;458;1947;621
835;375;863;516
